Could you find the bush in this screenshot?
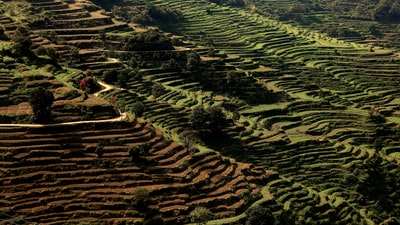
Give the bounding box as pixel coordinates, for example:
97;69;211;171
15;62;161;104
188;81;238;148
245;205;275;225
190;207;214;225
131;188;150;208
151;83;166;98
95;144;104;157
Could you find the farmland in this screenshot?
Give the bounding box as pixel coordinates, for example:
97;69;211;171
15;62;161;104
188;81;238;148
0;0;400;224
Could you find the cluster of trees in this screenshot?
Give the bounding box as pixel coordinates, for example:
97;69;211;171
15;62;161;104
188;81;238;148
79;76;100;94
11;25;32;56
147;5;184;23
274;0;400;22
122;30;174;51
102;68;131;88
112;4;184;25
189;105;228;132
356;154;400;220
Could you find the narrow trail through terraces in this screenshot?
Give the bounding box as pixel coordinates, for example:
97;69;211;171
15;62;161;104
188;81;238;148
0;79;128;127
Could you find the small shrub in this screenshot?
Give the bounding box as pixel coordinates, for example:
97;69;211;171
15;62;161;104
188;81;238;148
131;188;150;208
190;206;213;225
95;144;104;157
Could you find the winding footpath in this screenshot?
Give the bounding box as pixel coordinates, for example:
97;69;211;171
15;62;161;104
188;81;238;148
0;80;128;127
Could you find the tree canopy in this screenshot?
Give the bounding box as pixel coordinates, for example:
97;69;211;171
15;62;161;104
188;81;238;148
12;25;32;56
245;205;275;225
190;105;227;131
29;87;54;123
122;30;173;51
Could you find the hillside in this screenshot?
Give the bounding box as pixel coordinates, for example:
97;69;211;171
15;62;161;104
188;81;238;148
1;0;400;225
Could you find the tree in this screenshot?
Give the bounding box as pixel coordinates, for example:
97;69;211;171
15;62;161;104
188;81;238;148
180;130;200;151
186;51;201;71
117;69;129;88
132;101;145;117
190;206;213;225
102;69;118;84
190;105;209;130
12;25;32;56
207;106;227;131
226;71;241;87
151;82;166;98
131;188;150;209
29;87;54;123
79;76;100;94
357;154;399;211
128;143;151;161
245;205;275;225
190;106;227;131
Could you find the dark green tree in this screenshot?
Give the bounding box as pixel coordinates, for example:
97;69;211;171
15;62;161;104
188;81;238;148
357;154;400;212
117;69;129;88
190;106;209;130
29;87;54;123
207;106;227;131
12;25;32;56
132;101;145;117
151;82;166;98
246;205;275;225
186;51;201;71
190;106;227;131
102;69;118;84
226;71;241;87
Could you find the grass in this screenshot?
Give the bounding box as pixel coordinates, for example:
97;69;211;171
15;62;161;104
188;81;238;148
0;41;12;50
2;1;31;22
239;102;290;114
55;68;83;90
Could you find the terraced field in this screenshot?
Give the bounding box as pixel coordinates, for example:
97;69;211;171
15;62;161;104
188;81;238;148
119;0;400;224
1;0;400;224
0;121;272;224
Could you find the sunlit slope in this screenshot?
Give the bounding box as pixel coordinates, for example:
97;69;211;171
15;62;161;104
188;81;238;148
137;0;400;224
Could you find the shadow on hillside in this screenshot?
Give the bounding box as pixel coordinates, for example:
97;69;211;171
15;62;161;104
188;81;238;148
199;130;250;162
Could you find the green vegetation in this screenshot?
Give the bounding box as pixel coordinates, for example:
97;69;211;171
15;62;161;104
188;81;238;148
29;87;54;123
245;205;275;225
190;105;228;132
122;30;174;51
190;206;214;225
11;25;32;56
112;2;184;24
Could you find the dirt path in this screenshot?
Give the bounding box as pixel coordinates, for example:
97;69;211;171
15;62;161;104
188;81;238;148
0;80;128;128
